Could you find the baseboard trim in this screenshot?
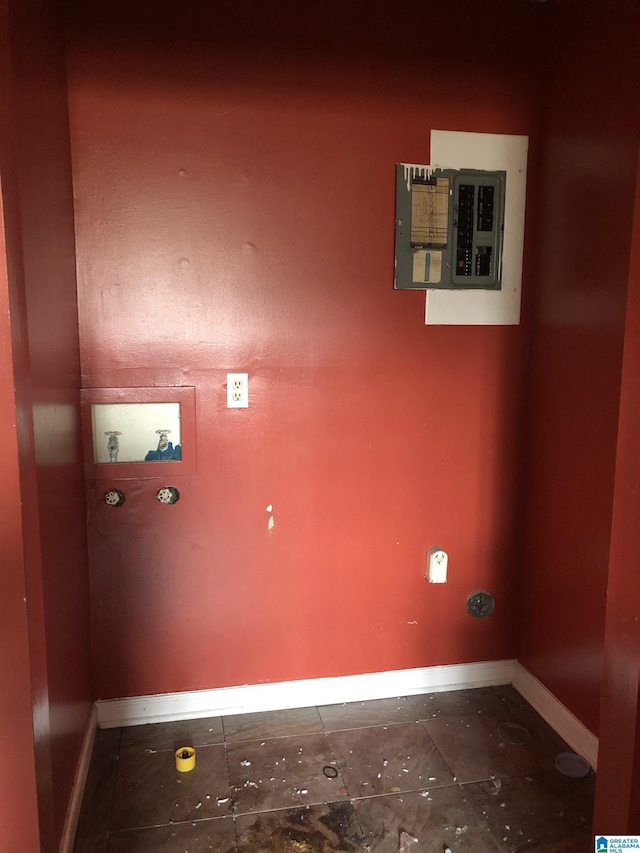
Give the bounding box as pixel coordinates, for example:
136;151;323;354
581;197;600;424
59;703;98;853
96;659;517;728
94;660;599;773
512;662;599;771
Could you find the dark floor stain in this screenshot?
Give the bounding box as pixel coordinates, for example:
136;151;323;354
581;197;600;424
236;801;365;852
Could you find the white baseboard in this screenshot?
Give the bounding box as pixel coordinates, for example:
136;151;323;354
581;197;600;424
59;703;98;853
512;662;599;771
94;660;598;774
96;659;516;728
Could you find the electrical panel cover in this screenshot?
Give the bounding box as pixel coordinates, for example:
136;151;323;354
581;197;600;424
394;163;506;291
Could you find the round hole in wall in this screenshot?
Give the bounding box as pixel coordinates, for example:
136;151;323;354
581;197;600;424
157;486;180;505
466;590;495;619
104;489;126;507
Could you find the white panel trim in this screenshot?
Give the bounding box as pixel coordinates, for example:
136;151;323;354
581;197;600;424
513;662;599;771
425;130;529;326
59;703;98;853
96;660;516;728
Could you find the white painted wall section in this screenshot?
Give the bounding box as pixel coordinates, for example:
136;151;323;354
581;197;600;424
425;130;529;326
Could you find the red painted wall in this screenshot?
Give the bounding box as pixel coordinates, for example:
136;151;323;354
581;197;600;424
0;198;42;852
66;0;545;700
0;0;92;847
594;151;640;832
519;0;640;737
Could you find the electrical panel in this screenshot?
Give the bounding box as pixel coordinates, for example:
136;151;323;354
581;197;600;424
394;163;506;291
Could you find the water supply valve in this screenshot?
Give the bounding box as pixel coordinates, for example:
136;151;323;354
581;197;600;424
156;429;171;452
105;430;121;463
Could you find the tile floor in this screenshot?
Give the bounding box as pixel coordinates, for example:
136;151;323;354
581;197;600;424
73;685;595;852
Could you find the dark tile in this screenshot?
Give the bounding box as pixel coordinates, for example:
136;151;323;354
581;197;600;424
317;697;417;731
463;772;593;852
110;743;233;832
236;801;365;852
227;732;348;815
107;816;236;852
494;686;570;751
328;723;453;798
223;706;323;743
74;835;108;853
75;727;122;837
354;787;502;852
423;714;553;784
407;687;512;721
120;716;224;754
74;691;595;853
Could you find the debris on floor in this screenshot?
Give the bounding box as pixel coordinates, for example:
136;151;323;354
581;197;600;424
398;830;418;852
236;801;364;851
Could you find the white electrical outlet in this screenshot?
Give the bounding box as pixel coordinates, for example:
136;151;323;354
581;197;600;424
227;373;249;408
426;547;448;583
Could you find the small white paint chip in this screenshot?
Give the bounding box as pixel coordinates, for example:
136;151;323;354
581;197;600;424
398;831;419;851
266;504;273;512
217;797;229;804
268;515;275;530
195;802;202;809
240;760;251;766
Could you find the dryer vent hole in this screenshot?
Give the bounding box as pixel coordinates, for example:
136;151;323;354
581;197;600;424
466;590;495;618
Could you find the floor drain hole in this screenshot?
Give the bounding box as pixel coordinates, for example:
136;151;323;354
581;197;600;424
497;722;531;745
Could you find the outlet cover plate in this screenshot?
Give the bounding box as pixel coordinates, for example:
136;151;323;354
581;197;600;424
227;373;249;408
